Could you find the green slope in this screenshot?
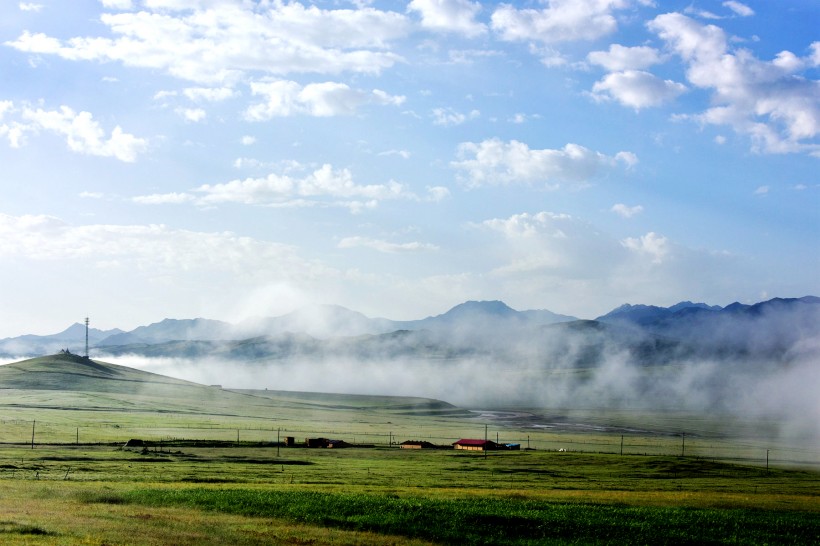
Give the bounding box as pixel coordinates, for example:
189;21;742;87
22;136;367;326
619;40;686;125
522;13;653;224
0;353;465;423
0;352;208;394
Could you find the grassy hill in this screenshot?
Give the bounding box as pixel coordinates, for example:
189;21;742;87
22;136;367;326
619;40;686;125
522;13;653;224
0;352;205;393
0;354;471;444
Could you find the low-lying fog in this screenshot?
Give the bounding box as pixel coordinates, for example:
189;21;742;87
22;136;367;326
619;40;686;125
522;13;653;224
109;350;820;447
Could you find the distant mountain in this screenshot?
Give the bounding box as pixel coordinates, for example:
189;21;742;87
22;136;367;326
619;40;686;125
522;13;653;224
598;296;820;360
2;297;817;368
0;323;123;356
596;301;722;326
235;304;397;339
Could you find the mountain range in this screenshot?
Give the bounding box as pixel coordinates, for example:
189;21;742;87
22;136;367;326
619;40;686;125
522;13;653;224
2;297;818;369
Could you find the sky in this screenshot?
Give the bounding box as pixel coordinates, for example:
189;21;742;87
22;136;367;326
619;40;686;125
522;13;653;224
0;0;818;338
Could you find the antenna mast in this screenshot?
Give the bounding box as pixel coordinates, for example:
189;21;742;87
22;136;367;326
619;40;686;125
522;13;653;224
84;317;89;358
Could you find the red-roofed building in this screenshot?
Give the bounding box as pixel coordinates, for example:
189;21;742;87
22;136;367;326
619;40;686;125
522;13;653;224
453;439;498;451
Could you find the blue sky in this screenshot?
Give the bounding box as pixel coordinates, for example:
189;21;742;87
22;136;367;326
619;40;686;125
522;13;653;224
0;0;818;337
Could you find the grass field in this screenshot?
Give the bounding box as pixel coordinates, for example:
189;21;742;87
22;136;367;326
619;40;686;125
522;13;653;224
0;354;818;544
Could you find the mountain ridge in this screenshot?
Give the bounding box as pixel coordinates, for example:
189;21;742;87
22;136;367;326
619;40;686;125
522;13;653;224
1;297;817;368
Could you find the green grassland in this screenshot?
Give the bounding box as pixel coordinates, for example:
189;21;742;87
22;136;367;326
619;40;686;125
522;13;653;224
0;354;818;545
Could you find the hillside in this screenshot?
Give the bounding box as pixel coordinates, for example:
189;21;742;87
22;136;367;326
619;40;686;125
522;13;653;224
0;352;208;394
0;353;465;419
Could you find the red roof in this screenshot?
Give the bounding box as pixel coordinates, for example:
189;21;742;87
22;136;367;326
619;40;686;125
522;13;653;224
453;439;495;446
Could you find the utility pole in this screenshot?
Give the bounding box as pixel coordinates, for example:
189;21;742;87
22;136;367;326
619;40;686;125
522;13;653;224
31;420;35;449
620;435;624;456
681;433;685;457
84;317;90;358
277;427;280;457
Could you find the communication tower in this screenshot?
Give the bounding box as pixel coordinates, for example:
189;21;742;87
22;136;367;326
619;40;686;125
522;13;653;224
84;317;89;358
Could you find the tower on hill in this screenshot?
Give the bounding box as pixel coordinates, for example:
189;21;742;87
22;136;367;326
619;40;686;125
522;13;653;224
84;317;89;358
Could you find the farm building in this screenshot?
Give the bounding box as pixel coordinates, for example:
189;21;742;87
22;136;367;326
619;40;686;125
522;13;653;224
400;440;437;449
453;439;498;451
305;438;351;448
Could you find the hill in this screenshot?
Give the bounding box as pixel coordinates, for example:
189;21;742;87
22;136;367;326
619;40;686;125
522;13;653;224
0;352;230;404
0;352;465;418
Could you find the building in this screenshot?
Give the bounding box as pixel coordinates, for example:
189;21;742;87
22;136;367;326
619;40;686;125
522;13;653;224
400;440;437;449
453;439;498;451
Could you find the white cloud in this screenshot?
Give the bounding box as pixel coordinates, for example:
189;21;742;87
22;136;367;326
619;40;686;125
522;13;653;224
337;236;439;253
408;0;486;38
754;185;769;195
479;211;623;278
175;107;206;122
19;2;43;12
196;165;407;204
133;163;435;213
0;102;148;162
132;192;195;205
621;232;669;264
723;1;754;17
240;135;256;146
6;3;409;85
491;0;629;44
648;12;820;155
590;70;687;109
431;107;480;126
0;213;302;274
182;87;239;102
101;0;133;9
611;203;644;218
425;186;451;202
451;138;636;187
246;80;405;119
377;149;411;159
587;44;662;71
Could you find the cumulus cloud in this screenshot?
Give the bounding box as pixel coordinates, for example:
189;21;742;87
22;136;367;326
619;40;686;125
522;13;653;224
587;44;662;71
101;0;133;9
621;232;670;264
132;163;440;212
648;12;820;155
451;138;636;187
590;70;687;109
337;236;439;253
431;107;480;126
491;0;629;43
246;80;405;119
182;87;239;102
611;203;644;218
480;211;623;278
408;0;486;37
6;3;409;85
0;101;147;161
175;107;206;122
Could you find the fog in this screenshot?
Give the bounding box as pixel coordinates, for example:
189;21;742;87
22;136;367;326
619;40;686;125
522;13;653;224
108;346;820;447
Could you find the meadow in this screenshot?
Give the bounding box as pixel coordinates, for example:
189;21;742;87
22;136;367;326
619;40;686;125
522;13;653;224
0;354;818;544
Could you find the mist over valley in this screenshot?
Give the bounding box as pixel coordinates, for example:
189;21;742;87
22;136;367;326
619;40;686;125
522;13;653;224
2;296;818;447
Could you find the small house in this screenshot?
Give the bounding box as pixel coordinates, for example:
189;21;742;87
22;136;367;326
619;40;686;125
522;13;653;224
453;439;498;451
400;440;436;449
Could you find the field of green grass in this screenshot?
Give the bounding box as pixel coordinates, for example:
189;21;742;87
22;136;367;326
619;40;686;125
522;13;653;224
0;354;818;544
